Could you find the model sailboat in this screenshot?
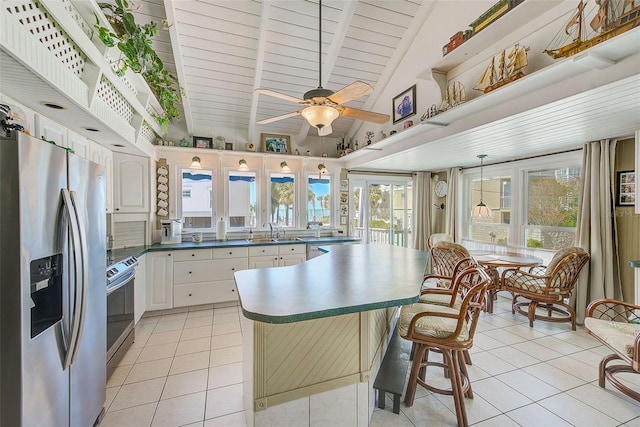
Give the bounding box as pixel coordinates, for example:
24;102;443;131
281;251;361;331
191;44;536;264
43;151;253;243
544;0;640;59
439;81;466;112
474;44;529;93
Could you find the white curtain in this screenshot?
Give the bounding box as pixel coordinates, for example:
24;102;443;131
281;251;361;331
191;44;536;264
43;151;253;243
413;171;432;250
445;167;462;242
575;139;622;323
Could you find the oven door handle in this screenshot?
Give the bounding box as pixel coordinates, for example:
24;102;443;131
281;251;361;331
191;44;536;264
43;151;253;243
107;269;136;295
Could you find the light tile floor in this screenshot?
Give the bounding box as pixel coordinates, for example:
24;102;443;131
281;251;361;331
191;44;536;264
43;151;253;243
100;296;640;427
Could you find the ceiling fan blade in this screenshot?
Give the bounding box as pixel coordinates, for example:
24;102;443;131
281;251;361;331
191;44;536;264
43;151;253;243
256;111;301;125
327;81;373;105
317;124;333;136
340;107;389;124
256;88;305;104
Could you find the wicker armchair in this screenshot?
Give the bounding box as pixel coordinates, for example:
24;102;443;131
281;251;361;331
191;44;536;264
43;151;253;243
424;241;470;289
501;247;589;330
427;233;453;250
585;299;640;402
399;267;491;427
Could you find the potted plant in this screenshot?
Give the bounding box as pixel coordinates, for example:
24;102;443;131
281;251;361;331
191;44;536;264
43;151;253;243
94;0;182;131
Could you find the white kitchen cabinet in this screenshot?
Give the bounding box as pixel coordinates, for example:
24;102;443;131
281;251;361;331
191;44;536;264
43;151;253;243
35;114;67;148
113;152;149;213
134;254;146;324
67;130;89;159
146;251;173;311
277;244;306;266
172;248;248;307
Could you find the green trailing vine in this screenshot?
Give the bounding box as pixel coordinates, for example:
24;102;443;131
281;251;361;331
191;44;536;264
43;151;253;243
94;0;182;131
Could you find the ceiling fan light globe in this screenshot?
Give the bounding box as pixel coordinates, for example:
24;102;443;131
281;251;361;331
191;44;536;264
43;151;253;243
301;106;339;131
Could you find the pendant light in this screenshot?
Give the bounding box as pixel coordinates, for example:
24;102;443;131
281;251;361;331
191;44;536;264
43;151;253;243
471;154;491;220
300;0;339;135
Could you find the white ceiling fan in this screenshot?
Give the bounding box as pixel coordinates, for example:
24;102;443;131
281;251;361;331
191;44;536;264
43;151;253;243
255;0;390;136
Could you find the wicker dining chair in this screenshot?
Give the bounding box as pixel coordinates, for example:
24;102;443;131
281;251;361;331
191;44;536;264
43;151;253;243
585;298;640;402
424;241;470;290
427;233;453;250
501;247;589;330
398;267;491;427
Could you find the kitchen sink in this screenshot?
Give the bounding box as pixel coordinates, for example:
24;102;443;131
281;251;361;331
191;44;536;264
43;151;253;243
246;237;303;243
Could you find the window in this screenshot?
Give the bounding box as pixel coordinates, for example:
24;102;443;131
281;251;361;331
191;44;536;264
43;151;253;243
181;168;213;229
464;153;581;251
525;167;581;250
307;174;331;227
228;171;257;229
269;173;296;227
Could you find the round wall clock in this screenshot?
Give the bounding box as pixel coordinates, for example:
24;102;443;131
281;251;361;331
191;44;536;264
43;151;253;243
435;180;448;198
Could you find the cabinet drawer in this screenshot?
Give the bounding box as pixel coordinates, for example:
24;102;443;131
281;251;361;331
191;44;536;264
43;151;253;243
174;260;213;284
174;249;212;262
211;258;249;280
249;245;278;257
279;244;306;255
173;281;237;307
213;247;249;259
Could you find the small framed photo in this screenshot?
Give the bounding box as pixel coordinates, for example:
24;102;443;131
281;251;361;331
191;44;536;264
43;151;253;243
392;85;416;124
340;216;347;225
617;170;635;206
340;179;349;191
225;142;233;150
261;133;290;154
193;136;212;149
340;204;348;216
340;191;348;204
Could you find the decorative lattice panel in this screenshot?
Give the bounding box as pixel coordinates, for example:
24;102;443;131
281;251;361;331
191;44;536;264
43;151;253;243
97;77;134;123
105;54;139;98
59;0;92;38
140;122;156;144
4;0;86;77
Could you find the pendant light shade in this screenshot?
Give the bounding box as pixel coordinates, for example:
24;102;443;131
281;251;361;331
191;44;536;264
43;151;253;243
471;154;492;220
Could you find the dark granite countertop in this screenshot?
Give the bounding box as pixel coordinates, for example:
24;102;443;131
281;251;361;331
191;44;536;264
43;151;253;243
629;260;640;268
108;236;361;266
234;244;429;324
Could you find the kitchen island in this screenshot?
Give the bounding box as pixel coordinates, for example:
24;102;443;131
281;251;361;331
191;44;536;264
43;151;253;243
234;244;428;426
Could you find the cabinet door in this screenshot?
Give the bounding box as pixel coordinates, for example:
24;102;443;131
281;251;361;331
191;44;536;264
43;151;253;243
278;254;307;266
68;130;89;159
113;153;149;213
146;252;173;311
134;254;146;324
249;255;279;269
35;114;67;148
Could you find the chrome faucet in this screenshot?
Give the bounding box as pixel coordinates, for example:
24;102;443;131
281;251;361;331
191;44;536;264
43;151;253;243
263;221;276;239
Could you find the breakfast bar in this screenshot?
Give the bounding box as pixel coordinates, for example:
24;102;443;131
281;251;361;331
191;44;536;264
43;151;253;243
234;244;428;426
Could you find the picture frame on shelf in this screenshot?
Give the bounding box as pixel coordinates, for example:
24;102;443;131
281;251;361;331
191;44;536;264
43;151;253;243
225;142;233;150
261;133;291;154
193;136;212;149
392;85;416;124
616;170;635;206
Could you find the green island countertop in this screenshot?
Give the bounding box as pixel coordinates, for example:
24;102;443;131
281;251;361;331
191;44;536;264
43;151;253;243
234;244;429;324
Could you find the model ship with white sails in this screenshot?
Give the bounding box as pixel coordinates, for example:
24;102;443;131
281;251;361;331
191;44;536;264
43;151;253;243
544;0;640;59
474;44;529;93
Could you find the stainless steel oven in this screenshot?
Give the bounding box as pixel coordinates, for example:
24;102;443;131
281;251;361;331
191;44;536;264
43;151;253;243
106;256;137;379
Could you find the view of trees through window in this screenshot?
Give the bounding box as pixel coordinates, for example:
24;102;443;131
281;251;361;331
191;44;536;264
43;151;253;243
307;174;331;226
526;168;581;249
270;173;295;226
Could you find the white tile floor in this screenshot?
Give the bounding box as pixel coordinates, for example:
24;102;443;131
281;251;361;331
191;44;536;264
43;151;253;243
100;296;640;427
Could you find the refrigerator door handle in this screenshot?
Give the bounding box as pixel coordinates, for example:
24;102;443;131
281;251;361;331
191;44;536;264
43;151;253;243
61;189;85;369
68;190;89;365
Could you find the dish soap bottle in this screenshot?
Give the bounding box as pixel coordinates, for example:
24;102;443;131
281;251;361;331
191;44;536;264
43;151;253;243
216;217;227;241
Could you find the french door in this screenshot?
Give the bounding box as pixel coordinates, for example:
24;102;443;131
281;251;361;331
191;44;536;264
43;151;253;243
349;176;413;248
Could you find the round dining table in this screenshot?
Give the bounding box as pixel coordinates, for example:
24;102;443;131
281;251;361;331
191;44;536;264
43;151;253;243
470;251;544;313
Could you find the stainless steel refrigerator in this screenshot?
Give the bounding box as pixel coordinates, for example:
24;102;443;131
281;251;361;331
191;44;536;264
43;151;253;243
0;130;106;426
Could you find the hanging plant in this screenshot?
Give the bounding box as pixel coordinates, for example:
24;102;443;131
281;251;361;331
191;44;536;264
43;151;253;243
94;0;182;131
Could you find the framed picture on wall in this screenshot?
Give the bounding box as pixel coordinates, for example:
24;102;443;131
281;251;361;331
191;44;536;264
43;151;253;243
392;85;416;124
617;170;635;206
261;133;291;154
193;136;212;149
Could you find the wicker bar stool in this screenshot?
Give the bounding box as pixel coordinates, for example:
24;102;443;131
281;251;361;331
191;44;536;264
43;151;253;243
398;267;490;427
